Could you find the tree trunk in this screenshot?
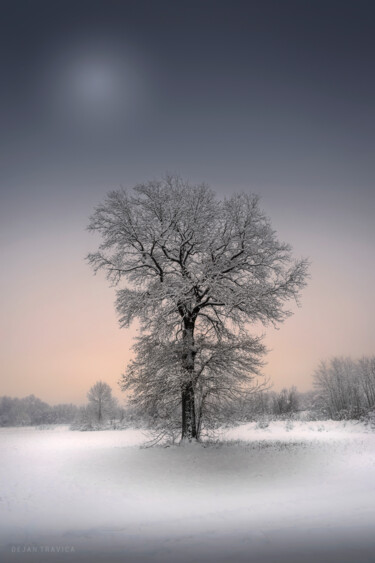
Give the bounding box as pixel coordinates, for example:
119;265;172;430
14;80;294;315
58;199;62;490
181;381;197;441
181;318;197;441
196;391;207;441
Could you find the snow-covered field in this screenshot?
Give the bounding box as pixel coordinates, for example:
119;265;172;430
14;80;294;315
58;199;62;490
1;421;375;563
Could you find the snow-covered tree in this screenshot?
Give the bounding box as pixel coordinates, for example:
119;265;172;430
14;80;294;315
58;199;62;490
87;381;117;423
120;332;268;440
271;386;299;416
87;176;309;440
314;356;375;419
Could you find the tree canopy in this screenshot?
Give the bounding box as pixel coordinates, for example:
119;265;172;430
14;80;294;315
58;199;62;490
87;381;116;423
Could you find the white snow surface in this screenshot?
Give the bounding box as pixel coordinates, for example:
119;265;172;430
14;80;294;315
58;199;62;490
1;421;375;562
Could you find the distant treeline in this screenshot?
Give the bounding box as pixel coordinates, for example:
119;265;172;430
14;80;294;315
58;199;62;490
2;356;374;429
314;356;375;420
0;395;80;426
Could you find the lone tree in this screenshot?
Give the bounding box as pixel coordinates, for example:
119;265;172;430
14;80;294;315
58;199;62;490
87;381;116;423
87;176;309;441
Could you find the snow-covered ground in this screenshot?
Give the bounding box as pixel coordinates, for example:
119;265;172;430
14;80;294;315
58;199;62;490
1;421;375;562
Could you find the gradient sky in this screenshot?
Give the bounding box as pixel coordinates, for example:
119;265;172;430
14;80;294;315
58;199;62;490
1;0;374;405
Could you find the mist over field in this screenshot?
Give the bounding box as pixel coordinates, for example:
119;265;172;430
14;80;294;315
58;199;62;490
2;422;375;563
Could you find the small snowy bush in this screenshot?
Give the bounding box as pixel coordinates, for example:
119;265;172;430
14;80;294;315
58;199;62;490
285;419;294;432
362;408;375;429
255;416;270;429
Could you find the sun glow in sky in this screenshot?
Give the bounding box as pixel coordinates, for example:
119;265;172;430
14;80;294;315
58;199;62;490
1;1;374;405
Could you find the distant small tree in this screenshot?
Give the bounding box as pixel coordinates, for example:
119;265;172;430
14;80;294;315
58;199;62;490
87;381;116;423
22;395;51;424
272;386;299;416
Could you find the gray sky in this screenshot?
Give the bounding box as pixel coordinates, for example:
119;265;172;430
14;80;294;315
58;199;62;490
1;0;374;404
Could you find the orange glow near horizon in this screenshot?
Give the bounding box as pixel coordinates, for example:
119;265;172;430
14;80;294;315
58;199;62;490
1;225;374;407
